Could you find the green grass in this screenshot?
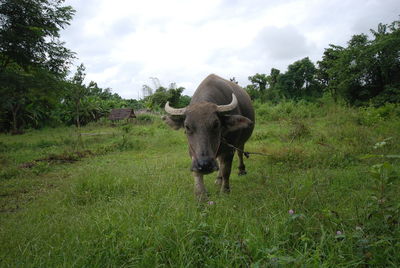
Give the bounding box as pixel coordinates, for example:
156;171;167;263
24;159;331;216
0;104;399;267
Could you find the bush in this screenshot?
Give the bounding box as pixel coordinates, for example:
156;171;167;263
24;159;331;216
356;107;383;126
288;121;311;141
0;167;21;180
355;103;400;126
136;114;155;124
0;141;9;153
256;100;321;121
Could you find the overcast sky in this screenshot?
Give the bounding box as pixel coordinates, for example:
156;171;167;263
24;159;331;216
61;0;399;99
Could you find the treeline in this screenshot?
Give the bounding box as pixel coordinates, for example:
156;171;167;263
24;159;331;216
0;0;188;133
1;0;399;133
244;19;400;105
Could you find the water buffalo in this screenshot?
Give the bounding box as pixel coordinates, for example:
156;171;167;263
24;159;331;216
163;74;255;200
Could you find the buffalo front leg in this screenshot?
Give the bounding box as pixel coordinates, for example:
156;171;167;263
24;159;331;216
237;144;247;175
193;172;207;201
215;158;222;185
218;152;234;193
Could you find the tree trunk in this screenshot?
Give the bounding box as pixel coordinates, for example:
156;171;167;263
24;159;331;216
11;103;20;134
76;99;80;128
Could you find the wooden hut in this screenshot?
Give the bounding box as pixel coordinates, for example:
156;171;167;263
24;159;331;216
108;108;136;121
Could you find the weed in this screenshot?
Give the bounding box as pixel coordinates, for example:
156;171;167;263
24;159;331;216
252;131;269;141
31;161;51;175
288;120;311;141
133;126;155;136
0;141;27;152
0;141;9;152
0;167;20;180
267;146;306;168
35;140;58;149
67;175;137;206
136;114;155;124
256;100;321;122
356;107;383;126
116;125;135;151
356;139;400;265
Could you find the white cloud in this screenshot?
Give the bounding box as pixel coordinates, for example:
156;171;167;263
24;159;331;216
251;25;315;60
62;0;400;99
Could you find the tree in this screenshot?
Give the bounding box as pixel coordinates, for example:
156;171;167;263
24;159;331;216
368;21;400;104
142;79;190;110
317;19;400;105
0;0;75;72
270;58;321;100
316;44;344;101
267;68;280;89
58;64;127;126
0;0;75;133
167;83;186;107
246;73;269;102
0;60;65;132
243;84;260;101
67;63;88;128
248;73;268;92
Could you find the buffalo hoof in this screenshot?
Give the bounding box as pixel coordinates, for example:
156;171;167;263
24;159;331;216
196;193;209;202
238;170;247;176
221;186;230;194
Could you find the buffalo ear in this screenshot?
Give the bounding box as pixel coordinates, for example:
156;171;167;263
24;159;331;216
222;115;253;133
162;115;185;130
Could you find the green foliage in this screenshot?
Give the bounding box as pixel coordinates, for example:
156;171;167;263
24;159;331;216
246;58;322;103
54;64;130;127
0;0;76;133
0;167;20;180
142;82;191;110
1;8;400;266
0;1;133;132
248;73;268;92
247;19;400;107
115;125;136;151
358;141;400;265
0;0;75;72
277;57;322;100
317;21;400;105
135;114;155;124
255;100;322;122
356;103;400;126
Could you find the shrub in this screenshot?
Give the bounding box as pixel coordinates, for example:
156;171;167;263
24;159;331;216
136;114;155;124
0;167;20;180
355;103;400;126
256;100;321;121
35;140;58;149
288;121;311;141
356;107;383;126
0;141;9;153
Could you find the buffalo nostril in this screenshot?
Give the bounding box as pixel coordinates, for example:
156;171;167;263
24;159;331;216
197;159;216;173
198;160;210;169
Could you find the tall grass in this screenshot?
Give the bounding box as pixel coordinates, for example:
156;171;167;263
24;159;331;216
0;103;399;267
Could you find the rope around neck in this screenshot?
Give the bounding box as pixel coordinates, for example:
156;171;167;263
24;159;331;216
221;138;270;158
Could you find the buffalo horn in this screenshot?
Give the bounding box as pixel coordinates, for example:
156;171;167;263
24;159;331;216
165;102;186;115
216;93;238;112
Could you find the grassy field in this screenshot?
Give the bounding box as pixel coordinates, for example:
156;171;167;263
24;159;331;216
1;101;399;267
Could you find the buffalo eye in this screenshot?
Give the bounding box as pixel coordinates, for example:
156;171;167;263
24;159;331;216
185;124;193;134
212;120;219;130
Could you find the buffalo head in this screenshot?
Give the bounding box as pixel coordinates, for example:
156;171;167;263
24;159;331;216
163;94;253;174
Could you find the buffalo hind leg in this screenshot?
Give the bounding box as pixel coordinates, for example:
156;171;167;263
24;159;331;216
215;158;222;185
237;144;247;175
218;151;234;193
